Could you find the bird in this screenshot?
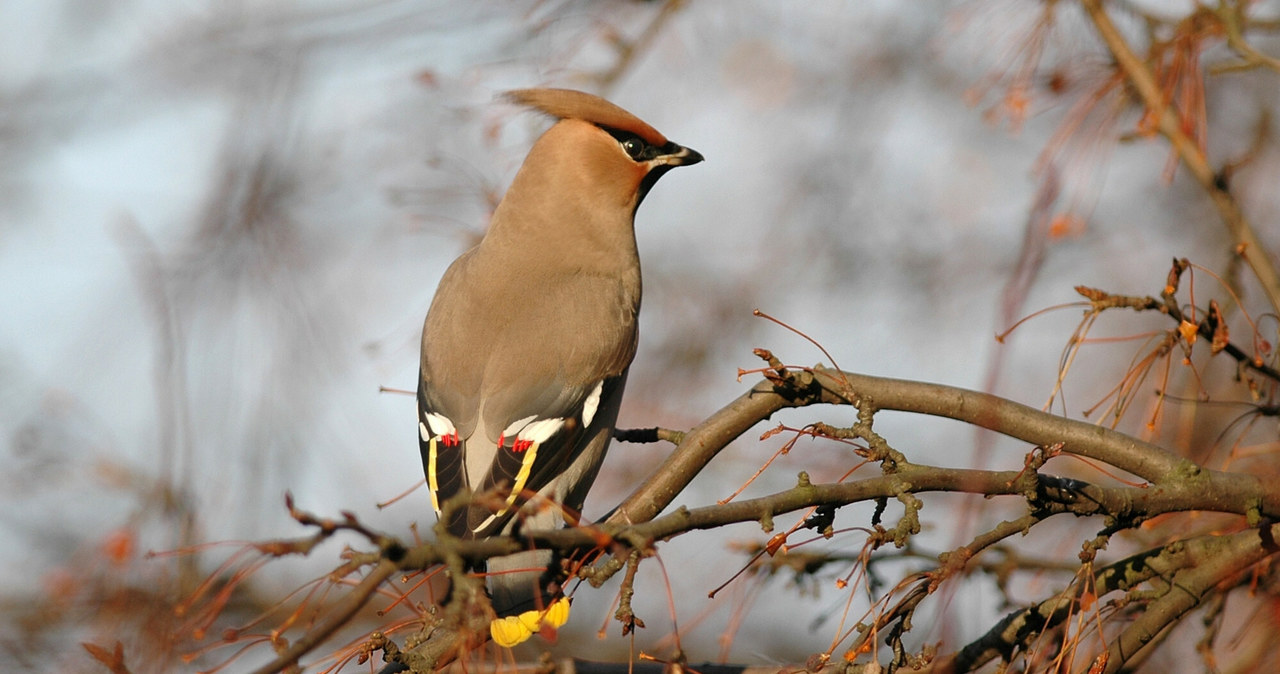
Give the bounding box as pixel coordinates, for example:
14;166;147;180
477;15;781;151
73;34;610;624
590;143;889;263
416;88;702;647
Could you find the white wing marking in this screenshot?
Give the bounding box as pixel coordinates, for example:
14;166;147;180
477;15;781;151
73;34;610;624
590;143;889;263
424;412;456;437
517;417;565;444
501;415;538;440
581;381;604;428
468;417;566;534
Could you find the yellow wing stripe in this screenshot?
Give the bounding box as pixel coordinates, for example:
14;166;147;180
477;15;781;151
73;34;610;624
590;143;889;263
470;439;541;534
427;435;440;512
504;439;539;511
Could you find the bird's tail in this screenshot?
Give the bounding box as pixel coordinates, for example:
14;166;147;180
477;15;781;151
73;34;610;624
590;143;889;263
485;549;570;646
486;548;555;616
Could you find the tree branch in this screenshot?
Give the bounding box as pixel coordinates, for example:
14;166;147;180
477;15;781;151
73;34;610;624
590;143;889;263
249;558;399;674
613;366;1280;529
385;365;1280;671
610;376;836;526
933;522;1280;674
1080;0;1280;313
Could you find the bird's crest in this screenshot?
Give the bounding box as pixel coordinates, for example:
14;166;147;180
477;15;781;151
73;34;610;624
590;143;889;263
504;88;669;147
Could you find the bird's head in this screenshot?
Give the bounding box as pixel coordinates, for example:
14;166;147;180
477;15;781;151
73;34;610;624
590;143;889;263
503;88;703;214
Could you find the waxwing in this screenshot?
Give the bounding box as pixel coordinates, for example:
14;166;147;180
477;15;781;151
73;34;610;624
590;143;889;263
417;88;702;646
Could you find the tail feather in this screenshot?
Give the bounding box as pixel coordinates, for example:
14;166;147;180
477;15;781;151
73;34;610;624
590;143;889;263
486;549;557;617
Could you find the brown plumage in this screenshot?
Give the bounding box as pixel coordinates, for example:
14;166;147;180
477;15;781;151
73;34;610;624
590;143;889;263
417;88;701;645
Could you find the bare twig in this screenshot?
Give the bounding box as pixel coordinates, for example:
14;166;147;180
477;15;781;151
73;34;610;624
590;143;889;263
1080;0;1280;313
249;559;399;674
934;523;1280;674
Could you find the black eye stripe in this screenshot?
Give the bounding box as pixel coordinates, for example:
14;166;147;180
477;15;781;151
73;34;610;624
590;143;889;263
605;128;657;161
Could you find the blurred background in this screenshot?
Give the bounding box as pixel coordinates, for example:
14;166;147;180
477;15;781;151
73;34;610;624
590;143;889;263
2;1;1278;671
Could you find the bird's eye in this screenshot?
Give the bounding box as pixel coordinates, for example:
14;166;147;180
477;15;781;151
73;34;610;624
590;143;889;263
621;138;645;159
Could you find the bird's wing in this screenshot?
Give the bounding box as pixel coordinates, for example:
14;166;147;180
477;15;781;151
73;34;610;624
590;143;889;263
419;253;638;539
419;366;629;540
465;371;627;537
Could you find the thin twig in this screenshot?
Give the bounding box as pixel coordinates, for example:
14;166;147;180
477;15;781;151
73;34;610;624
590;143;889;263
1080;0;1280;313
249;559;399;674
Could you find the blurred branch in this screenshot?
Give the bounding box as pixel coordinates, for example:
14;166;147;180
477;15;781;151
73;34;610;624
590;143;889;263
934;522;1280;674
113;218;200;577
595;0;688;90
1216;1;1280;74
1080;0;1280;314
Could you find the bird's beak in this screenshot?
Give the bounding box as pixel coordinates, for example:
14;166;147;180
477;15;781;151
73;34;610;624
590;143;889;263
660;144;704;167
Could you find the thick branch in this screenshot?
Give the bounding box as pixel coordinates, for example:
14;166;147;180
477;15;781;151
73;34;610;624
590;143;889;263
609;376;838;526
401;464;1272;577
810;368;1181;479
612;368;1280;529
1101;524;1277;673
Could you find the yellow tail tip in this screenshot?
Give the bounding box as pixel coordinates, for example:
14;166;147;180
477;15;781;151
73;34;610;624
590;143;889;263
490;615;535;647
543;597;571;628
489;598;572;647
